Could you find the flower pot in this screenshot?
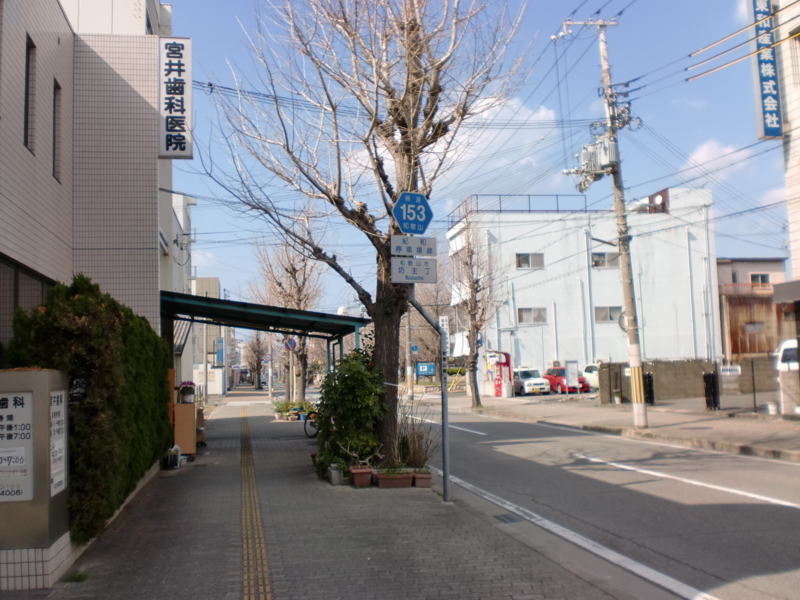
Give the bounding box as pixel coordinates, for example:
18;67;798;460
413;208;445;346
349;466;373;488
274;413;284;420
413;473;432;488
311;453;318;467
376;472;413;488
181;394;194;404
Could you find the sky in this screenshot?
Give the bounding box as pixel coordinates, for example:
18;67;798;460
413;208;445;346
166;0;788;317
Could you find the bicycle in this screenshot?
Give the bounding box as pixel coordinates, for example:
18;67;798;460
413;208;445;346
304;411;319;438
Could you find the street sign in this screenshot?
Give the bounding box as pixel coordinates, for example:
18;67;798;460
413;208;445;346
392;192;432;235
411;344;419;354
284;339;296;351
416;362;436;377
391;258;437;284
391;235;437;257
263;353;271;363
439;316;450;357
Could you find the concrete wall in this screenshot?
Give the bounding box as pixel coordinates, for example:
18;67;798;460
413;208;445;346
598;356;778;404
60;0;170;36
717;259;787;285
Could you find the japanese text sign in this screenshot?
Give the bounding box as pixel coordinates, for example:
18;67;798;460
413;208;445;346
752;0;783;138
50;390;66;497
159;38;193;158
390;235;438;257
393;193;433;234
0;391;33;502
390;257;438;284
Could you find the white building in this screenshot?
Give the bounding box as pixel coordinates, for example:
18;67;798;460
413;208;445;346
0;0;195;383
447;188;723;375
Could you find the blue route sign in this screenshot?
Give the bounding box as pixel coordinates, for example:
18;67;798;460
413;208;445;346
393;192;432;235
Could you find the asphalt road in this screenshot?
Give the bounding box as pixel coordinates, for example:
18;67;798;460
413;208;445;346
426;408;800;600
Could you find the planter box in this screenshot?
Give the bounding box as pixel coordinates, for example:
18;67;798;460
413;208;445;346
349;467;373;488
376;472;413;488
413;473;432;487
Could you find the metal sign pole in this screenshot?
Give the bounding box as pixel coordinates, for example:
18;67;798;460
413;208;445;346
409;285;450;502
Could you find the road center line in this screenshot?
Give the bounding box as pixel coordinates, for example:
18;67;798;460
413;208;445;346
410;416;487;436
575;454;800;509
435;469;720;600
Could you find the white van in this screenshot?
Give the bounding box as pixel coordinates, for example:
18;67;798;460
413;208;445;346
775;339;798;371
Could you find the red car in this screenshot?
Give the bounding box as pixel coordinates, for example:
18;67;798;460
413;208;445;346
543;367;589;393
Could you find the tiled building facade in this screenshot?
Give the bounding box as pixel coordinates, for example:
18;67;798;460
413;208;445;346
0;0;192;366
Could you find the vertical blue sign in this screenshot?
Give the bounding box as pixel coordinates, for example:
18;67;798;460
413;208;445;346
216;337;224;365
753;0;783;138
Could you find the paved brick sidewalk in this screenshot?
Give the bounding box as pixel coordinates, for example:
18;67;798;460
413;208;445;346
15;391;644;600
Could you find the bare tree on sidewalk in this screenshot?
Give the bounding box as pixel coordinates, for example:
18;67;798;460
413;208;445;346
251;243;323;401
449;217;503;407
207;0;528;462
244;332;269;389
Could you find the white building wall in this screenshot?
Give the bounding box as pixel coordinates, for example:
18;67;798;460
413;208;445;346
0;0;75;283
448;189;722;376
60;0;171;36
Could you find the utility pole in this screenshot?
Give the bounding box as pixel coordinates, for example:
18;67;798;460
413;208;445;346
563;18;647;427
203;291;209;406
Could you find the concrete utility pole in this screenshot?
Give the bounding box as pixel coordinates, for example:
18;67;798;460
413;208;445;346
564;19;647;427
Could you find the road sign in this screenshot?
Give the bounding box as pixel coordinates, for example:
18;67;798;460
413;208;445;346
439;316;450;357
392;192;433;235
284;339;296;351
391;235;437;257
411;344;419;354
263;353;271;363
416;362;436;377
391;257;437;284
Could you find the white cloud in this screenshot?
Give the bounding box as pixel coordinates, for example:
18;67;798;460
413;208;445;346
736;0;749;23
192;249;218;268
682;139;751;184
671;97;706;110
761;187;785;206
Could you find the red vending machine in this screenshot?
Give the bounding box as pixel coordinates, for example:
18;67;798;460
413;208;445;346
490;351;512;397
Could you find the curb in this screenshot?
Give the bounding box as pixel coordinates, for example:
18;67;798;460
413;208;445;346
470;407;800;464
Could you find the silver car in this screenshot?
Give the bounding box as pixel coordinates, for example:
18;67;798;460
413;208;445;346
513;368;550;396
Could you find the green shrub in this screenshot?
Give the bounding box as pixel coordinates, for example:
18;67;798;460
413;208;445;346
9;275;172;544
316;347;385;469
447;367;466;376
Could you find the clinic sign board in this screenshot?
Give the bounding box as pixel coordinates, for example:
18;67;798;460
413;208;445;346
751;0;783;139
159;38;193;158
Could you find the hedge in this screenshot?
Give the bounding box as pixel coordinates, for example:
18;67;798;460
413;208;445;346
9;275;172;544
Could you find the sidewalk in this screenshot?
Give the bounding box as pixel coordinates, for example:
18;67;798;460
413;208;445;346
21;388;655;600
431;388;800;462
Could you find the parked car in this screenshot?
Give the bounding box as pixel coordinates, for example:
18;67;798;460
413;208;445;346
582;364;600;390
513;368;550;396
543;367;590;393
775;339;798;371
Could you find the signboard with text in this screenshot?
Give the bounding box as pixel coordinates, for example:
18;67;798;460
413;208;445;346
50;390;66;497
391;257;437;284
159;38;193;158
391;235;437;257
0;391;33;502
751;0;783;139
416;362;436;377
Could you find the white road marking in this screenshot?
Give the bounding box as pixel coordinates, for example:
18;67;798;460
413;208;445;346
575;454;800;509
227;401;272;406
410;416;487;436
435;469;720;600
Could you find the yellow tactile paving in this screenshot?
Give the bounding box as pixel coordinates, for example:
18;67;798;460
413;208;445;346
241;407;272;600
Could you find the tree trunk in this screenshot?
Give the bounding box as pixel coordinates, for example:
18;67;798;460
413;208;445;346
467;327;482;408
370;252;407;466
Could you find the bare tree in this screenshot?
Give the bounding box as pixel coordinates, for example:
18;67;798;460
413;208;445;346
251;242;323;400
208;0;527;461
449;216;503;407
244;332;269;389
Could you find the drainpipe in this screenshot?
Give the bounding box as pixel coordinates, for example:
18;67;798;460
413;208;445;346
584;227;596;361
552;300;559;361
687;228;698;359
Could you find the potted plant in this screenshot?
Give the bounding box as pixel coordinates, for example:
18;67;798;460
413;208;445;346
398;397;440;488
272;399;291;420
178;381;196;403
375;466;413;488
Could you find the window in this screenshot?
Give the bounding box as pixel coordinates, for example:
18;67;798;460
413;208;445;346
744;322;765;333
592;252;620;268
52;80;62;180
731;270;739;284
751;273;770;284
595;306;623;323
24;35;36;151
518;307;547;324
516;253;544;269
